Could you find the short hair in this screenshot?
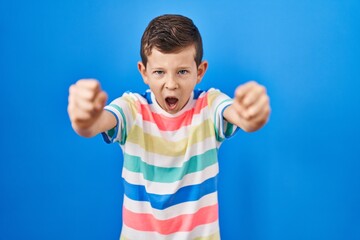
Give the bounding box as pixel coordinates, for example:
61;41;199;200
140;14;203;67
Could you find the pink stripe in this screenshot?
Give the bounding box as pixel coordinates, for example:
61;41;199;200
123;203;218;235
140;94;208;131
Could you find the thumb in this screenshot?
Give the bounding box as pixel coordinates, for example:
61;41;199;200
232;98;250;120
94;90;108;111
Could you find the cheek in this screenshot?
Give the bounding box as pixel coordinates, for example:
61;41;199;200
148;82;163;94
181;84;196;97
188;77;199;89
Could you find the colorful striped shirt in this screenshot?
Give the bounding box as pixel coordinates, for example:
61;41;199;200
102;88;238;240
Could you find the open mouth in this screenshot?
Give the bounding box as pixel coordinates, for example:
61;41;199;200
165;97;179;110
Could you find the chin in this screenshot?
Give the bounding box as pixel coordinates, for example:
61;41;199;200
166;109;179;114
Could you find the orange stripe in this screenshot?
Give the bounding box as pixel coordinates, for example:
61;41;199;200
140;94;208;131
123;203;218;235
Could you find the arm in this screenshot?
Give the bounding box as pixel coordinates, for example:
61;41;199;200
67;79;117;138
223;81;271;132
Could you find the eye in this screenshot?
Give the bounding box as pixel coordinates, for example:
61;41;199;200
178;70;188;75
153;70;164;75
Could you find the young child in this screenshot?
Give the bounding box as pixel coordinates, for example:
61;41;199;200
68;14;270;240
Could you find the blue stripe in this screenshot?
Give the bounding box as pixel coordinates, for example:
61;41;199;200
194;89;204;99
101;109;120;144
222;104;239;139
142;90;152;104
123;176;218;210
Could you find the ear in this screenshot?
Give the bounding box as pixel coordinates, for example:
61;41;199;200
196;60;208;84
138;61;149;84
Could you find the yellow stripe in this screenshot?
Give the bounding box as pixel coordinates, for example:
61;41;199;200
207;89;222;107
122;94;138;120
126;119;215;156
194;232;220;240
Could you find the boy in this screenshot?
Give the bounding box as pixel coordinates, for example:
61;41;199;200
68;14;270;240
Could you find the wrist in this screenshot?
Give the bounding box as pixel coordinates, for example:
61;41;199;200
71;120;98;138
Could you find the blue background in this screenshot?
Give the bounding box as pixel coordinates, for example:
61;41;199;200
1;0;360;239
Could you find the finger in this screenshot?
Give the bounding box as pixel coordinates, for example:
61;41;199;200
94;91;108;111
69;87;100;114
76;79;101;92
231;100;251;120
244;94;270;119
235;81;258;101
242;84;267;108
239;104;271;132
76;79;101;100
70;82;100;101
74;95;98;113
68;105;93;122
68;85;76;104
249;103;271;126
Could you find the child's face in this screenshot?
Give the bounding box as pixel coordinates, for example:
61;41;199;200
138;45;208;114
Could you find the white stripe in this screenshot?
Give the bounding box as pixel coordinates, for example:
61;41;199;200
123;137;220;168
104;105;125;143
214;99;234;139
133;92;148;104
123;192;218;220
120;220;219;240
122;163;219;194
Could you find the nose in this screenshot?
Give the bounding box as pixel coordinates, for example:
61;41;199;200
165;75;178;90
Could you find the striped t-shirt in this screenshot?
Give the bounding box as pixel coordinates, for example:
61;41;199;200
102;88;238;240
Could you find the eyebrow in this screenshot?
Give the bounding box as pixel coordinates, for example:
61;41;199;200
177;66;191;69
149;66;192;70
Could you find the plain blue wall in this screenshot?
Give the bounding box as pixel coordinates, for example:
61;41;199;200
1;0;360;239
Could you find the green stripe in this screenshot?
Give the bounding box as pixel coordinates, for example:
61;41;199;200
123;148;218;183
214;99;233;142
109;104;127;144
225;122;234;137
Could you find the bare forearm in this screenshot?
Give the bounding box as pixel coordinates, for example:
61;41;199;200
71;110;116;138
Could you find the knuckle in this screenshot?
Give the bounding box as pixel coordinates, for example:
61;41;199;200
67;105;73;115
89;89;97;100
88;79;100;89
262;95;270;106
76;79;100;89
76;79;86;85
69;84;76;94
264;94;269;101
248;80;257;87
248;107;256;117
258;85;266;93
243;96;252;106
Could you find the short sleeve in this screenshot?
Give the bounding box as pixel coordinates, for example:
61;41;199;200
207;88;239;142
101;93;137;145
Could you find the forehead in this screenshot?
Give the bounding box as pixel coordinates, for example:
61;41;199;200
146;45;196;68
